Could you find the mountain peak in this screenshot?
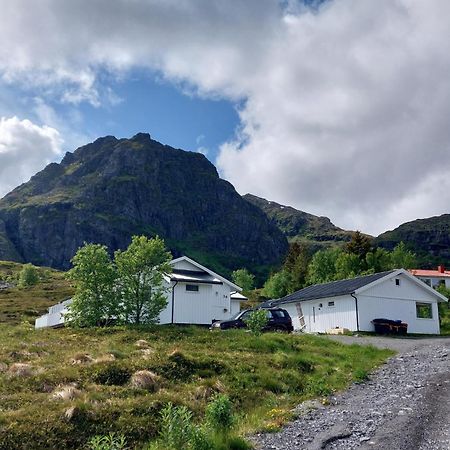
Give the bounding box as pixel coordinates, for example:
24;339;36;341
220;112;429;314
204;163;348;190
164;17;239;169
0;136;288;276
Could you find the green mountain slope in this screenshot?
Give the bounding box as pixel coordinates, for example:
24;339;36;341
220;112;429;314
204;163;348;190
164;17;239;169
244;194;356;250
376;214;450;267
0;134;288;277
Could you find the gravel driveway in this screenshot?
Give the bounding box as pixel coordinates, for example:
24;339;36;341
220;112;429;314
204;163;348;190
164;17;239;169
252;335;450;450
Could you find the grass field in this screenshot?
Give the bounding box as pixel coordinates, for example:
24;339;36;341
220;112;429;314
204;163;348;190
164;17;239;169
0;261;74;324
0;323;393;449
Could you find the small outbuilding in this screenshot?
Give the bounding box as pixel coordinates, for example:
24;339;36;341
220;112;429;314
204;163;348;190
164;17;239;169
266;269;447;334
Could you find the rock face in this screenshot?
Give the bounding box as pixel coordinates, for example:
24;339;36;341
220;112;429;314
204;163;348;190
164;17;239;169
243;194;355;250
0;134;288;275
376;214;450;267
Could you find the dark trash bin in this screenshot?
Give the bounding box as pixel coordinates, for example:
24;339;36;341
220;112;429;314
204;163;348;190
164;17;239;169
372;318;408;335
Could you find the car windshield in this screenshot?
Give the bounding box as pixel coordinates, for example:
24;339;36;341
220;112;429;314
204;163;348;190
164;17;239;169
229;311;245;320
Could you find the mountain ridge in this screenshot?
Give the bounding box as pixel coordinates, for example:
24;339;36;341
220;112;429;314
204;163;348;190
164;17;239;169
0;133;288;278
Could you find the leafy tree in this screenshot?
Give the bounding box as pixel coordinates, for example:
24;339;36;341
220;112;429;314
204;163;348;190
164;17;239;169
115;236;172;325
335;252;362;280
345;231;372;260
231;268;255;292
67;243;119;327
389;242;417;269
366;248;391;273
262;270;290;299
18;263;39;288
283;242;311;293
243;309;269;335
306;247;342;285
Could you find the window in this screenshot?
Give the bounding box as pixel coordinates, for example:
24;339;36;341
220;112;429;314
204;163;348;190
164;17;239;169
416;302;433;319
395;278;400;286
328;301;335;307
424;279;432;287
186;284;199;292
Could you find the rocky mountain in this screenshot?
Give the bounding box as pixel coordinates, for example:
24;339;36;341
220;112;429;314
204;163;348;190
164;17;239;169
376;214;450;267
0;134;288;277
243;194;356;250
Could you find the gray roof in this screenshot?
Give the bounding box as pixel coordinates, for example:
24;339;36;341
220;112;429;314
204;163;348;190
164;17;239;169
170;269;223;284
271;270;396;305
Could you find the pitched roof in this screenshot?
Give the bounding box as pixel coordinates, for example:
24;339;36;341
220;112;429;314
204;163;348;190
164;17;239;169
410;269;450;278
272;270;396;305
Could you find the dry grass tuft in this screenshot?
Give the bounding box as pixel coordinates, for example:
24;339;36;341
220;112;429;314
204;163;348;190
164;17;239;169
70;353;93;365
7;363;33;377
93;354;116;364
130;370;159;392
52;384;82;401
193;380;226;401
0;362;8;372
135;339;149;348
139;348;155;359
63;405;80;421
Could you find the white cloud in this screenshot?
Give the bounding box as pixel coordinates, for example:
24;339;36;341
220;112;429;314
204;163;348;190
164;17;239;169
1;1;450;234
0;117;63;197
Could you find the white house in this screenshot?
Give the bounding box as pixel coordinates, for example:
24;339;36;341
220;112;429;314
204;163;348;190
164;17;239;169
35;256;247;329
265;269;447;335
409;265;450;289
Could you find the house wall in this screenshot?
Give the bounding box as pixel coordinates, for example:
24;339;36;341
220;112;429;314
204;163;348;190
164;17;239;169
281;295;358;332
159;281;232;325
357;273;441;334
230;299;242;316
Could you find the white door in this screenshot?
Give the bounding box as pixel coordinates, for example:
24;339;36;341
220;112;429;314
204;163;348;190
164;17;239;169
309;302;324;332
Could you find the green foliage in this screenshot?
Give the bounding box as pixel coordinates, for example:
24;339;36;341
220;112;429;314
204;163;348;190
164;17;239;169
115;235;172;325
390;242;417;269
306;247;341;285
205;395;234;431
365;248;391;273
334;252;363;280
158;403;194;449
231;269;255;292
67;243;119;327
88;433;127;450
90;363;132;386
18;263;39;288
283;243;311;293
243;309;269;335
262;270;290;298
345;231;372;259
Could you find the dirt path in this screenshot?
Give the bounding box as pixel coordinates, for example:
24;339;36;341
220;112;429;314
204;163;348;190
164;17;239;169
252;336;450;450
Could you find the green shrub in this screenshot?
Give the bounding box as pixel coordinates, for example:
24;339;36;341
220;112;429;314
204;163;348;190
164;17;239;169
88;433;127;450
353;368;369;383
205;395;234;431
158;403;193;449
18;264;39;288
243;309;268;335
91;363;132;386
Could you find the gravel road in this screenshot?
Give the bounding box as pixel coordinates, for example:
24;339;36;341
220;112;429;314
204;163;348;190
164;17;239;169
252;335;450;450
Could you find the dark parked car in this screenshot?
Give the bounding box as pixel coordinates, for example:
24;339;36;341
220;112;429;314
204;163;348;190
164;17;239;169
210;308;294;332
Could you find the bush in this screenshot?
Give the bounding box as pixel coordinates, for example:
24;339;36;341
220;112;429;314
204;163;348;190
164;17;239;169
88;433;127;450
159;403;193;449
18;264;39;288
205;395;234;431
244;309;268;335
91;363;132;386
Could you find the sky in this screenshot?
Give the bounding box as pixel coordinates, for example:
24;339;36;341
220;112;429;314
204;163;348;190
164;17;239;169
0;0;450;236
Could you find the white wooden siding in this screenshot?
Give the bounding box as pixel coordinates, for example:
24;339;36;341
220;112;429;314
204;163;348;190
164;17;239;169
160;282;232;325
282;295;358;332
230;299;241;316
357;273;440;334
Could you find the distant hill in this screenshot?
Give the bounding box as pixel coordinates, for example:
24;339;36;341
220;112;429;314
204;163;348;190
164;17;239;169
376;214;450;268
0;134;288;278
244;194;356;251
